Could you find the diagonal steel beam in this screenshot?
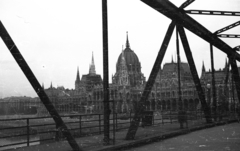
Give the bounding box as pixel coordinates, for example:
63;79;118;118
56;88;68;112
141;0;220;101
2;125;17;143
185;10;240;16
214;21;240;35
141;0;240;62
125;22;175;140
0;21;82;151
210;44;217;121
179;0;195;9
178;26;212;123
125;0;195;141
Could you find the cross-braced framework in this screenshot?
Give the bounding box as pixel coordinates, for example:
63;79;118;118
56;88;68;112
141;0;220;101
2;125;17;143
1;0;240;148
0;0;111;149
126;0;240;140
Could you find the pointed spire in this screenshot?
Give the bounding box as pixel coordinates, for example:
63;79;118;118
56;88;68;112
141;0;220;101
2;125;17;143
171;55;174;63
91;52;95;65
202;61;206;72
225;58;228;68
126;31;130;48
42;83;44;89
121;48;125;60
224;58;229;72
50;82;53;89
89;52;96;75
76;66;80;82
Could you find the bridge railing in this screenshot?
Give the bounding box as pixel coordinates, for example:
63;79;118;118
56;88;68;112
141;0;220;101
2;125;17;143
0;110;238;150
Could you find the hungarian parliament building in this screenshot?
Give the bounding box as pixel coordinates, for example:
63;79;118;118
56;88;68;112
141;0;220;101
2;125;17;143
0;33;238;116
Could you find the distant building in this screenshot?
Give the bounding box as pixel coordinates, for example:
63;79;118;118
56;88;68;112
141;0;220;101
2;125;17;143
75;52;102;92
153;58;199;111
9;34;239;116
200;60;239;111
92;32;146;113
0;96;37;115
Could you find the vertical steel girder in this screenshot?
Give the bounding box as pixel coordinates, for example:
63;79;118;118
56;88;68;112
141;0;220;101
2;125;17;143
229;56;240;105
0;21;81;151
224;60;230;105
210;44;217;121
176;26;182;110
140;0;240;62
102;0;110;145
178;26;212;123
125;22;175;140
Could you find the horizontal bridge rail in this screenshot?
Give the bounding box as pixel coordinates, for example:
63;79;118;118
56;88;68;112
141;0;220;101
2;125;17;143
0;110;238;150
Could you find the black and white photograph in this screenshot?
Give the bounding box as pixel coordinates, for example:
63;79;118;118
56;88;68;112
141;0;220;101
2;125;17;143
0;0;240;150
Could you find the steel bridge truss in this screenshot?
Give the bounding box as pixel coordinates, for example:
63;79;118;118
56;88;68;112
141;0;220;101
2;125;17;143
1;0;240;148
126;0;240;140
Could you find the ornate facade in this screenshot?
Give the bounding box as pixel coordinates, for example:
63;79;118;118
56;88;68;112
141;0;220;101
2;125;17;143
200;60;239;111
92;33;146;113
75;52;102;92
151;58;199;112
19;33;238;116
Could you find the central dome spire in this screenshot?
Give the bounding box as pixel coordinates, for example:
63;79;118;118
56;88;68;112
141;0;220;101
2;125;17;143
126;31;130;48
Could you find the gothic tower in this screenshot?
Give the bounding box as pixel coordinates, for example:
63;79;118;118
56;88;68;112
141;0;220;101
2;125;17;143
201;61;206;78
89;52;96;75
75;66;81;90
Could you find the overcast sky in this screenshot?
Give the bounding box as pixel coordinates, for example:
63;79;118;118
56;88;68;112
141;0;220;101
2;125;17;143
0;0;239;98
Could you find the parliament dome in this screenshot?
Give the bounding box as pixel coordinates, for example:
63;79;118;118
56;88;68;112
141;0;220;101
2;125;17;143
116;33;141;72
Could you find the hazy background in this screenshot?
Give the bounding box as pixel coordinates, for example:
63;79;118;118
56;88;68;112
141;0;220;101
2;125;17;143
0;0;239;98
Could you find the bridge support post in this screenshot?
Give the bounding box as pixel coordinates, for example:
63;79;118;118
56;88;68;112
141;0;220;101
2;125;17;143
102;0;111;145
229;56;240;107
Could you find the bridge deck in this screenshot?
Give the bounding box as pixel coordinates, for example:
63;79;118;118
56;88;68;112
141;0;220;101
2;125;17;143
6;118;238;151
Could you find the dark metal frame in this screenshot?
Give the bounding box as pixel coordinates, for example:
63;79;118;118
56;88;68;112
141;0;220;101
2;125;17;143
102;0;111;145
217;34;240;38
141;0;240;61
176;25;182;111
210;44;217;121
177;26;212;123
126;22;176;140
214;21;240;35
185;10;240;16
126;0;240;140
1;0;240;146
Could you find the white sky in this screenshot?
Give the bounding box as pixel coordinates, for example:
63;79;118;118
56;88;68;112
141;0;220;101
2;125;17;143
0;0;239;98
